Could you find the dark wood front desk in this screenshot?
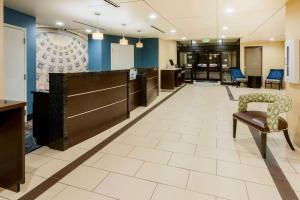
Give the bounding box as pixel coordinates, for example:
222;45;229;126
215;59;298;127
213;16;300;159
33;69;159;150
161;68;183;90
33;71;129;151
0;100;26;192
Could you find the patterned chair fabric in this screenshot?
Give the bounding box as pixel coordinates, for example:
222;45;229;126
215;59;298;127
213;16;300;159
238;93;292;132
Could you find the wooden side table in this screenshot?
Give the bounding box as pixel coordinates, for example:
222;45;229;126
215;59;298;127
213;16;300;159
0;100;26;192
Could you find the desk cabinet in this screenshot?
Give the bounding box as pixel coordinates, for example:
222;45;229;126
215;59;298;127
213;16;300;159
248;76;262;88
0;100;25;192
161;69;182;90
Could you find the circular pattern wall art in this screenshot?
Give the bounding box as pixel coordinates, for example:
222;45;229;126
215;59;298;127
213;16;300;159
36;28;88;90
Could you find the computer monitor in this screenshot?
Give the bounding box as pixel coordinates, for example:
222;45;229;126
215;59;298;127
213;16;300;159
169;59;174;66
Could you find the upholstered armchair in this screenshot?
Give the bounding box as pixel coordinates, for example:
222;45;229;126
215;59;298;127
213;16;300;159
265;69;284;90
233;93;295;158
230;67;248;87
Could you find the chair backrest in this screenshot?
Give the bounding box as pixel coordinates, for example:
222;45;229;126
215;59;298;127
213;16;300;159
238;93;292;131
230;67;245;80
267;69;284;80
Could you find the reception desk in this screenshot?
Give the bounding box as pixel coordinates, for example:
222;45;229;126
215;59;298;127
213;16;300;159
0;100;26;192
129;75;144;111
161;68;183;89
33;71;129;150
33;69;159;150
138;68;159;106
128;68;159;111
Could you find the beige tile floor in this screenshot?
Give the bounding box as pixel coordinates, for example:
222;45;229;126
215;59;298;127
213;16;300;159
1;85;300;200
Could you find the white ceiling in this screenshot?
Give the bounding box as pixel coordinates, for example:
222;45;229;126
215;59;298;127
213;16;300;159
4;0;287;41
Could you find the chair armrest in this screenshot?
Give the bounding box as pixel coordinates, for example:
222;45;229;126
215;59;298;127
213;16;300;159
238;93;275;112
266;95;292;131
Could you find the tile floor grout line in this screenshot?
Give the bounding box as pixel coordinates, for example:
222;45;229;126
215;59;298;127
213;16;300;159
148;182;158;200
244;181;251;200
91;171;112;193
226;86;299;200
17;85;187;200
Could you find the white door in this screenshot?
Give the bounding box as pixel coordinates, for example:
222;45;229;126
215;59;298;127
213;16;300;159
4;25;27;104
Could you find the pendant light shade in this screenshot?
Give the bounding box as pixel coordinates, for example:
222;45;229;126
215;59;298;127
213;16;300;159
136;30;143;48
136;41;143;48
120;34;128;45
92;13;104;40
92;32;104;40
119;24;128;45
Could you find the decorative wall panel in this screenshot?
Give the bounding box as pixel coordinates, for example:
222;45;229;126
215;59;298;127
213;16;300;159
36;27;88;90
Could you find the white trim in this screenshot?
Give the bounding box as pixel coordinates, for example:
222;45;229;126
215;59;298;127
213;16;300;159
67;99;127;119
67;84;128;98
4;24;27;117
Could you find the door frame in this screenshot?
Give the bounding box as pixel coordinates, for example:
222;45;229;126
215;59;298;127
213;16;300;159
4;23;27;110
244;46;263;77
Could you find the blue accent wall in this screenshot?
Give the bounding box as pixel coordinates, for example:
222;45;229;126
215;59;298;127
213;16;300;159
140;38;159;68
88;34;158;71
4;7;36;115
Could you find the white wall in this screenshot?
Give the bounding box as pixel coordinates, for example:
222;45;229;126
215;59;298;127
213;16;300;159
159;39;177;69
240;41;285;85
0;0;4;98
158;39;177;90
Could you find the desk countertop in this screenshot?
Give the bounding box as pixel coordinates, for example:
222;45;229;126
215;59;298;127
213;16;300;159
0;100;26;112
161;68;182;71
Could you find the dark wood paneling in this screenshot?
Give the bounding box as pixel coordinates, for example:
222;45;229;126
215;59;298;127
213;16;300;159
136;68;159;106
129;77;144;111
67;86;127;117
0;100;25;192
48;71;130;151
65;72;128;95
161;70;176;89
67;101;128;147
33;92;50;145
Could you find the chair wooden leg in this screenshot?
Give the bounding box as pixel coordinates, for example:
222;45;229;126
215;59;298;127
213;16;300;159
284;130;295;151
261;133;267;159
233;118;237;138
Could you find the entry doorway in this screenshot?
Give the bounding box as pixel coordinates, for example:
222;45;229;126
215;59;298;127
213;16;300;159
245;46;263;88
195;51;222;81
4;24;27;114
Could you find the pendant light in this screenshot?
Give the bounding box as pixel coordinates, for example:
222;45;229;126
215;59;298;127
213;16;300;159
120;24;128;45
136;30;143;48
92;13;104;40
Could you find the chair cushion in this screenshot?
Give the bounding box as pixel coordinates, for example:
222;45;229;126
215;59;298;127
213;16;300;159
233;111;288;133
236;78;248;82
266;79;281;83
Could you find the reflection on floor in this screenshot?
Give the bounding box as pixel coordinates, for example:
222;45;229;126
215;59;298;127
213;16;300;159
1;85;300;200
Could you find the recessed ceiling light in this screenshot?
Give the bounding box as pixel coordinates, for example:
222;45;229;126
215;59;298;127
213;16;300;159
222;26;229;30
149;14;157;19
270;38;275;41
225;8;234;13
221;35;226;39
181;37;187;40
170;29;176;33
56;21;64;26
86;29;92;33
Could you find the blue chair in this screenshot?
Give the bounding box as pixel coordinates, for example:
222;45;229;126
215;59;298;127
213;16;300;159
230;67;248;87
265;69;284;90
